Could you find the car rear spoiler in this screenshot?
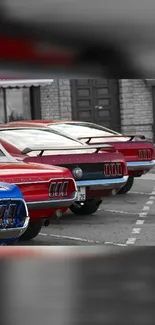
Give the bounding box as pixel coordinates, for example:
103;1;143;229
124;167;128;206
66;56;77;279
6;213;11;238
78;134;146;143
21;144;116;155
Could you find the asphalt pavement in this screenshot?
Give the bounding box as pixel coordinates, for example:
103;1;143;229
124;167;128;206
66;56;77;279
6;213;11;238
19;171;155;247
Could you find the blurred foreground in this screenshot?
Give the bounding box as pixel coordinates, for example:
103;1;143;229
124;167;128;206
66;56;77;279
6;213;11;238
1;1;155;77
0;246;154;325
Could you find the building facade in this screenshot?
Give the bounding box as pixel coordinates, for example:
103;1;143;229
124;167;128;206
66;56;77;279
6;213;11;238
41;79;155;140
0;79;155;140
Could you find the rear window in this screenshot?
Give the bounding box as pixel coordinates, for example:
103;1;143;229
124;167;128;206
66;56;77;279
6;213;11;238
49;123;120;138
0;128;82;153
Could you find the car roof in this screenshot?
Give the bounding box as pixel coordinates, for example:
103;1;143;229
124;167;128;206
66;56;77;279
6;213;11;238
0;125;83;144
8;120;76;125
7;120;121;136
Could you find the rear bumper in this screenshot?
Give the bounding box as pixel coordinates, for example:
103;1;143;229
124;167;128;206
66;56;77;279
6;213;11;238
27;191;77;210
127;160;155;171
0;216;30;240
76;176;128;190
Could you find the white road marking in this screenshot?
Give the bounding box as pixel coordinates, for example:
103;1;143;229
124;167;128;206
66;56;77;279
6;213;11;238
104;242;127;247
143;206;150;210
136;220;145;225
126;238;136;245
126;185;155;245
100;209;138;215
132;228;141;234
40;232;97;243
130;191;154;195
39;233;127;246
146;200;154;205
139;212;147;218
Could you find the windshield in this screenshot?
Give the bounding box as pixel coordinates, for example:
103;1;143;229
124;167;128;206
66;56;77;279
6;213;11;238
0;128;83;152
49;122;121;138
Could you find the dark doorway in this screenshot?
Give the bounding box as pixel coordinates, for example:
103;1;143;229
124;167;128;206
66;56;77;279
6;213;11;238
70;79;121;132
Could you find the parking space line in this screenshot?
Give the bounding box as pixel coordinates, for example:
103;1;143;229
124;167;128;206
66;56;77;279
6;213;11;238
143;206;150;210
146;200;154;205
99;209;138;215
126;186;155;245
126;238;136;245
136;220;144;225
150;196;155;200
40;232;97;243
39;233;127;246
132;228;141;234
139;212;147;218
104;242;127;247
130;191;154;195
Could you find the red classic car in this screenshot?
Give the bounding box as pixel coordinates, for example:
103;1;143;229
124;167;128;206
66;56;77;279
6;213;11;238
0;143;77;241
11;120;155;194
0;124;128;215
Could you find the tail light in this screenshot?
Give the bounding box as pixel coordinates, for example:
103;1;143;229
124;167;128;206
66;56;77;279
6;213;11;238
104;163;123;177
138;149;152;160
49;179;76;198
0;200;27;229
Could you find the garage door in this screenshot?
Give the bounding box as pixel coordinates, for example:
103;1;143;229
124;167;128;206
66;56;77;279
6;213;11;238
70;79;121;132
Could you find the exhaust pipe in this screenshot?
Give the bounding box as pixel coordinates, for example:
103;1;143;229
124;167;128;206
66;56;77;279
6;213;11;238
112;189;117;196
44;210;63;225
53;209;63;220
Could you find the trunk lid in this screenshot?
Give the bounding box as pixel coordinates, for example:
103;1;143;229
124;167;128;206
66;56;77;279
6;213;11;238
79;138;155;162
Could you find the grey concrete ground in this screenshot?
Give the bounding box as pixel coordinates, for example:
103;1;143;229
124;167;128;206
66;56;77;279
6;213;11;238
19;172;155;246
149;166;155;174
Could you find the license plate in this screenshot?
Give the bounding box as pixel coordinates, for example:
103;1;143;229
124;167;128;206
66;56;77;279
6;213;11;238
77;187;86;201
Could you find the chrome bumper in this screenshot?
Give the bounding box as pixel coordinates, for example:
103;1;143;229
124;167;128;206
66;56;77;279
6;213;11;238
27;191;77;210
127;160;155;171
0;216;30;240
76;176;128;190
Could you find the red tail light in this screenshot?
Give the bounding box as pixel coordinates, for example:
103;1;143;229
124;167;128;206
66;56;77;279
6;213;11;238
116;163;123;176
49;179;76;198
138;149;152;160
104;163;123;177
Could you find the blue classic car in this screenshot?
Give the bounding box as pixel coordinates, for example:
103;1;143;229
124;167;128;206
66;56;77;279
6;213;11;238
0;182;29;245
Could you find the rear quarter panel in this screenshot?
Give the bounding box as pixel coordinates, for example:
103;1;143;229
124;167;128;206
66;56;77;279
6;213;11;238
88;140;155;162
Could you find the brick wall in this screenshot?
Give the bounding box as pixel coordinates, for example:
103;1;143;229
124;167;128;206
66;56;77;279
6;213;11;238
40;80;60;119
119;79;153;140
40;79;154;140
0;89;5;123
40;79;72;120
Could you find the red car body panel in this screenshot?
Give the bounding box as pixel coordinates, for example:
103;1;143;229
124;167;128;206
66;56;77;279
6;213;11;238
0;124;129;199
0;144;77;223
25;152;127;199
10;120;155;177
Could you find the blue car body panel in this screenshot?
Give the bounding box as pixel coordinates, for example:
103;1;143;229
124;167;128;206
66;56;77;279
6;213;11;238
0;182;29;245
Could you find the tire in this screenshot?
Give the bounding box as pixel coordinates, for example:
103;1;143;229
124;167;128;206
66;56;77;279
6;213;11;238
70;199;102;215
19;219;43;241
117;176;134;194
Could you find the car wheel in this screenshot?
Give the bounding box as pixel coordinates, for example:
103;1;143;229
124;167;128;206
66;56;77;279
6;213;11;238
70;199;102;215
19;219;44;241
117;176;134;194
